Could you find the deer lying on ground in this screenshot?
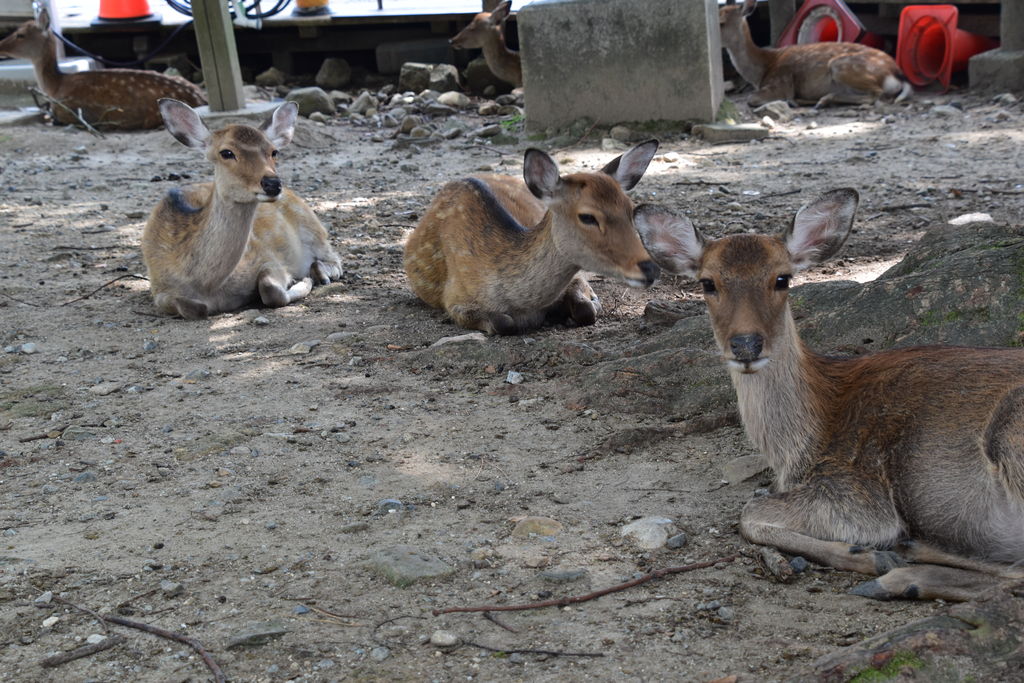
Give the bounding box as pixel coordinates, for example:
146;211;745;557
404;141;661;335
719;0;911;107
142;99;343;320
450;0;523;88
634;190;1024;602
0;9;205;129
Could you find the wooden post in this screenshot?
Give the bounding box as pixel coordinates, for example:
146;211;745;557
768;0;795;46
191;0;245;112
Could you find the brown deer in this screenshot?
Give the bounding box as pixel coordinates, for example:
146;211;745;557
0;9;205;129
142;99;343;320
634;190;1024;602
404;141;661;335
450;0;523;88
719;0;911;107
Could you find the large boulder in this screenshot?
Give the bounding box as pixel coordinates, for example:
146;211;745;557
284;86;335;117
315;57;352;90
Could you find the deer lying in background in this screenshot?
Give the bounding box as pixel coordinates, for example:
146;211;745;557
450;0;523;88
142;100;343;320
0;9;205;129
634;190;1024;602
719;0;911;107
404;141;661;335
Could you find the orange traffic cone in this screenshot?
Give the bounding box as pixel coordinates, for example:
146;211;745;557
897;5;999;90
93;0;160;25
777;0;884;49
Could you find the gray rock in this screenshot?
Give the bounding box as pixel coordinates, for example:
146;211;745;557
993;92;1018;106
309;111;330;124
287;340;320;355
409;126;432;139
254;66;286;87
329;90;353;106
437;91;471;108
429;64;461;93
20;342;38;354
89;381;121;396
398;62;432;93
722;454;769;485
472;124;502;138
505;370;524;385
621;516;675;549
226;621;290;649
315;57;352;90
62;426;97;441
930;104;963;117
74;471;98;484
33;591;53;606
376;498;404;514
370;646;391;661
609;125;635;142
692;123;769;144
539;568;588;583
160;580;185;598
367;545;454;587
753;99;795;123
666;532;688;549
425;102;458;117
601;138;629;152
429;630;460;648
478;101;500;116
789;556;809;573
717;606;735;622
400;115;422;134
349;91;379;116
285;87;336;117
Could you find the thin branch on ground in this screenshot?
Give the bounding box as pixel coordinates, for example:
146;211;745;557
61;274;148;306
100;613;226;683
0;290;40;307
30;88;105;137
38;634;126;668
433;555;738;616
471;142;518;156
19;426;69;443
372;614;427;648
483;611;518;633
115;588;158;609
52;596;111;634
463;639;604;658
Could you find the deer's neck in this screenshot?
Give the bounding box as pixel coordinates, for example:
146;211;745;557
480;30;522;85
185;188;259;292
732;312;828;491
32;35;65;97
721;19;773;87
508;214;582;307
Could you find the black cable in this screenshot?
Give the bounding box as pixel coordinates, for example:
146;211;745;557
53;21;194;69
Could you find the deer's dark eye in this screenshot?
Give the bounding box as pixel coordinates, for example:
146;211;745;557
271;150;278;158
578;213;598;226
700;278;717;294
775;274;791;290
219;149;235;160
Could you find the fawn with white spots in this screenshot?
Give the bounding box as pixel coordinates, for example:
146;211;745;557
450;0;522;88
0;9;205;129
404;140;661;335
635;190;1024;602
719;0;911;107
142;100;343;319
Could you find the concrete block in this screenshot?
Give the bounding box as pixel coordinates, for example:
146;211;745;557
692;122;768;144
968;49;1024;92
518;0;722;131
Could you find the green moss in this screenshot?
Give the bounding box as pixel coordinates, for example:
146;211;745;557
0;384;68;419
716;98;740;124
849;650;927;682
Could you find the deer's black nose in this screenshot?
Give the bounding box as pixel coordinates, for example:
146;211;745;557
639;260;660;286
261;176;282;197
730;334;763;362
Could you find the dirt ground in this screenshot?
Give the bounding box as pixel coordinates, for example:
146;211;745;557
0;86;1022;682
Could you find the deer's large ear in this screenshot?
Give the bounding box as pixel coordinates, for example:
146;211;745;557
634;204;704;278
37;7;51;32
490;1;512;23
741;0;757;17
783;188;858;270
261;101;298;148
601;139;659;191
523;148;561;199
159;98;210;149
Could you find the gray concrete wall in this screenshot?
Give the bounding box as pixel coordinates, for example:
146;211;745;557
518;0;723;131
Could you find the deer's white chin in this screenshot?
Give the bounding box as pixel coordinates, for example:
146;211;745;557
727;358;771;374
256;193;279;203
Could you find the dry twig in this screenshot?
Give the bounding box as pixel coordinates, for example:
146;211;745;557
38;634;126;668
464;639;603;658
100;613;226;683
483;611;518;633
29;87;105;137
61;274;147;306
433;555;738;616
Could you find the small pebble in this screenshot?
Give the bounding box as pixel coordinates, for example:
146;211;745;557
85;634;106;645
42;616;59;628
505;371;524;385
666;532;688;549
789;556;809;573
429;630;460;648
370;646;391;661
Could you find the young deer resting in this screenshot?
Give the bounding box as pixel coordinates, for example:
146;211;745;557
635;190;1024;602
450;0;523;88
142;100;343;320
0;9;205;130
719;0;911;107
404;141;661;335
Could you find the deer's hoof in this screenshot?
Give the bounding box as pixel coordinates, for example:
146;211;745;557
849;579;896;601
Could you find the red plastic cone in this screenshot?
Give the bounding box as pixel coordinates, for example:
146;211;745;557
897;5;999;90
95;0;158;23
777;0;884;49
